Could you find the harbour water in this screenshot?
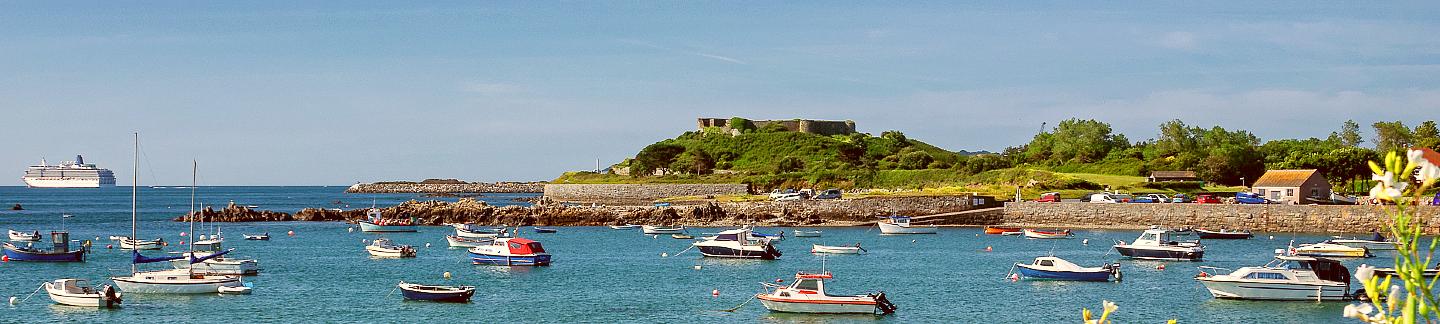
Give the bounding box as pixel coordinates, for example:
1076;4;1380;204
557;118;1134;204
0;186;1372;323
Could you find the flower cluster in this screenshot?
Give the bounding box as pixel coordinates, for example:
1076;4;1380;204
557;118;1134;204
1345;147;1440;324
1368;148;1440;202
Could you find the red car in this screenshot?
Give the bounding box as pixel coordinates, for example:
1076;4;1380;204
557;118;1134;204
1036;192;1062;202
1195;195;1221;204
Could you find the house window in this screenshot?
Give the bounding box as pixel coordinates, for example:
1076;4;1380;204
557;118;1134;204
1311;189;1319;197
1286;189;1294;197
1257;189;1266;196
1271;191;1281;199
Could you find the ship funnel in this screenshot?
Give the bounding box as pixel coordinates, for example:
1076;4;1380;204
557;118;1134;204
76;155;84;165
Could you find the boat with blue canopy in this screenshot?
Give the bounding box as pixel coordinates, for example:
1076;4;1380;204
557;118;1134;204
109;154;242;294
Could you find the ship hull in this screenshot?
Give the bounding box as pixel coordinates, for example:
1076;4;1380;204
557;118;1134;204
23;178;114;188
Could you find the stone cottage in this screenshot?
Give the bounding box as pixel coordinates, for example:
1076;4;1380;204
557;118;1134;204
1251;169;1332;204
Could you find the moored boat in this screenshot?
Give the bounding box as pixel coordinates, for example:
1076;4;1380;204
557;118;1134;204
1012;256;1121;282
1113;228;1204;261
358;208;418;232
1328;233;1396;251
118;237;165;250
9;229;41;242
1293;242;1372;258
876;216;938;235
112;157;244;295
756;272;896;314
398;281;475;302
642;225;686;235
2;231;86;262
1022;229;1072;239
533;227;558;233
43;279;121;308
609;224;641;230
792;230;822;237
811;244;865;254
468;237;551;266
1195;229;1253;240
671;234;694;239
984;226;1022;235
243;233;270;241
366;238;416;258
456;226;507;238
446;235;492;248
692;228;782;259
1195;256;1351;301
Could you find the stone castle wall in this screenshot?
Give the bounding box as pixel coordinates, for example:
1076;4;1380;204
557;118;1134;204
1003;202;1440;234
697;118;856;136
543;184;750;203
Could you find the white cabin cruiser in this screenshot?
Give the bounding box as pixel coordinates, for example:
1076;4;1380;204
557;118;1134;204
756;272;896;314
1195;256;1352;301
691;228;781;259
1113;228;1204;261
876;216;937;234
642;225;686;235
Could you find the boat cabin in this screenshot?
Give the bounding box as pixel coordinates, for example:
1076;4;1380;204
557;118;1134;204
501;238;546;255
1132;228;1192;247
1257;256;1350;283
713;228;770;246
777;272;834;297
886;216;914;226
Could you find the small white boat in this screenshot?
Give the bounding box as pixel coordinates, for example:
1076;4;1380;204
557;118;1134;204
642;225;686;235
876;216;937;234
243;233;270;241
43;279;121;308
1113;228;1204;261
119;237;165;250
692;228;782;259
445;235;491;248
456;227;507;239
811;244;864;254
365;238;416;258
756;272;896;314
1294;242;1372;258
218;284;252;295
1022;229;1073;239
793;230;822;237
1196;256;1352;301
609;224;641;230
1328;233;1397;251
9;230;41;242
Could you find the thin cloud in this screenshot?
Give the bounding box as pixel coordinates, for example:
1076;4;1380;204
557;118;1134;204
619;39;746;64
1158;31;1198;50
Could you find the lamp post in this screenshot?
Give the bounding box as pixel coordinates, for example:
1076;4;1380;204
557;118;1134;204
1241;177;1246;188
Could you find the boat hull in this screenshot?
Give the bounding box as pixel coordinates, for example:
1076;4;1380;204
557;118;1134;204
1023;229;1072;239
3;246;85;262
877;222;937;234
24;177;112;188
757;295;878;314
811;245;861;254
119;239;164;250
696;245;781;259
1197;278;1349;301
446;236;490;248
1015;264;1113;281
1114;246;1204;261
366;245;415;258
44;281;120;308
111;272;240;294
359;222;417;233
642;227;685;235
793;231;822;237
470;252;551;266
400;287;475;302
1195;230;1253;239
1330;240;1396;251
984;227;1021;235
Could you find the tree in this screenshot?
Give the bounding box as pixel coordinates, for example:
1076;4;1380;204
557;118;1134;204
669;148;714;175
777;156;806;173
1049;119;1125;163
727;117;754;133
1373;121;1413;153
1338;120;1364;147
897;151;934;170
1415;120;1440;150
880;131;909;146
632;143;686;176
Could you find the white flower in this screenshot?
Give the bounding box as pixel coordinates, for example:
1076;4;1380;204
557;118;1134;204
1356;264;1376;282
1102;300;1118;313
1412;149;1440;185
1371;172;1407;201
1344;303;1376;318
1388;285;1402;310
1343;304;1360;318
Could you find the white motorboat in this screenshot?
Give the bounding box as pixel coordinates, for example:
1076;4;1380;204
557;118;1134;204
1195;256;1352;301
756;272;896;314
691;228;781;259
1328;234;1397;251
1113;227;1204;261
1294;242;1372;258
242;233;270;241
810;244;864;254
445;235;492;248
793;230;822;237
366;238;416;258
456;227;507;239
110;151;242;295
1012;256;1121;282
44;279;121;308
218;284;253;295
608;224;641;230
642;225;686;235
876;216;937;234
119;237;165;250
9;229;41;242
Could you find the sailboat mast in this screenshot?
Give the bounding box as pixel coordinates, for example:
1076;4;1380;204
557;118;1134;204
188;160;197;276
131;132;139;274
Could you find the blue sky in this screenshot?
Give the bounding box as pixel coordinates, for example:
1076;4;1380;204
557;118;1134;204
2;2;1438;185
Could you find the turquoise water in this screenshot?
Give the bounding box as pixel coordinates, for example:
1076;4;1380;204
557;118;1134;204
0;187;1375;323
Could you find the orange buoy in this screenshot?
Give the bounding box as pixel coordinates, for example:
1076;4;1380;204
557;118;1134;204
287;230;295;236
984;246;993;252
712;289;719;297
2;255;8;262
1156;264;1166;270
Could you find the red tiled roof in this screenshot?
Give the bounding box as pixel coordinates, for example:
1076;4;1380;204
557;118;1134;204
1252;169;1320;188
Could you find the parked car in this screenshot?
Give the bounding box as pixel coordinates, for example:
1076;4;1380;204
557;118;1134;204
1036;192;1062;202
1145;194;1171;203
774;193;805;201
1431;192;1439;206
1130;196;1158;203
1089;193;1130;203
1234;192;1270;204
769;189;798;200
1171;194;1191;203
814;189;843;200
1194;195;1221;204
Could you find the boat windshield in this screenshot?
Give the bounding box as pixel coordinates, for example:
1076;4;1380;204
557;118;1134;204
793;279;821;291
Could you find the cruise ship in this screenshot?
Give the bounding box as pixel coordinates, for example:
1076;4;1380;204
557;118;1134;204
23;155;116;188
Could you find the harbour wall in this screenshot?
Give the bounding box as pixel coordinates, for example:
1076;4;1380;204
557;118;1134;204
1002;202;1440;234
542;184;750;203
346;182;544;193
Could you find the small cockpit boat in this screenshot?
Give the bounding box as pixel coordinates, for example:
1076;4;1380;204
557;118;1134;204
810;244;865;254
1022;229;1073;239
1293;242;1372;258
984;226;1022;235
3;231;86;262
398;281;475;302
533;227;558;234
242;233;270;241
642;225;686;235
43;279;121;308
1195;255;1351;301
9;230;41;242
445;235;492;248
692;228;782;259
1012;256;1121;282
1194;229;1253;240
118;237;165;250
358;208;418;233
609;224;641;230
792;230;822;237
365;238;416;258
876;216;937;235
756;272;896;315
468;237;551;266
671;234;694;240
218;284;253;295
1113;227;1204;261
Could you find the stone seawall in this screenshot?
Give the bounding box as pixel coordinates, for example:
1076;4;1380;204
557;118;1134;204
346;182;543;193
543;184;750;203
1003;202;1440;234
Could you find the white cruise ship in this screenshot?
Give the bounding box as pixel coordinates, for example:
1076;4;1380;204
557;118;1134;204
23;155;116;188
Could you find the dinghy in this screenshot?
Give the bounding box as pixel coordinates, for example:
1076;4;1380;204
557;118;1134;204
1022;229;1072;239
1195;229;1253;240
218;284;253;295
876;216;937;234
398;281;475;302
8;230;41;242
984;226;1022;235
756;272;896;314
456;226;507;238
642;225;686;235
533;227;558;233
242;233;270;241
445;235;491;248
43;279;121;308
792;230;822;238
118;237;165;250
608;224;641;230
671;234;694;239
810;244;865;254
1012;256;1121;282
365;238;416;258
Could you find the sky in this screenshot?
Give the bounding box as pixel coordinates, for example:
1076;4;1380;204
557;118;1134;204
2;1;1438;185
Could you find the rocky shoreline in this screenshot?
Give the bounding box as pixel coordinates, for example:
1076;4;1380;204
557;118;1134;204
345;182;544;194
176;195;993;227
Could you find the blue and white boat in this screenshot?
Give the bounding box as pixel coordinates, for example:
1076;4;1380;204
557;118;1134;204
358;208;417;233
468;237;551;266
2;231;86;262
397;281;475;302
1012;256;1121;282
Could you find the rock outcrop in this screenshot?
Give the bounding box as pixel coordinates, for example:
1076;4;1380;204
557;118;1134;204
173;202;294;222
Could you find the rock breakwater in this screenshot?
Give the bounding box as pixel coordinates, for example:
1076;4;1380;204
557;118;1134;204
346;182;544;194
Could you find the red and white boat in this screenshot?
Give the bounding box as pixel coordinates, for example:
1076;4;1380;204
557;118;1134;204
756;272;897;315
1023;229;1073;239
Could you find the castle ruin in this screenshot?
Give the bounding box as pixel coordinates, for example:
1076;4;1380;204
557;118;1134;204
697;117;856;136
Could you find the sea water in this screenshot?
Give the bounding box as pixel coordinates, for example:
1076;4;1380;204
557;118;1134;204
0;186;1370;323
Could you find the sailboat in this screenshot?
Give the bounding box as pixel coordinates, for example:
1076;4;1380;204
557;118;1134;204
169;169;260;276
110;135;242;294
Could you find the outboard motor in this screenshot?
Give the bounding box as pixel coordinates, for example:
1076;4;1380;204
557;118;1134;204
871;292;897;314
102;284;122;307
1106;263;1123;281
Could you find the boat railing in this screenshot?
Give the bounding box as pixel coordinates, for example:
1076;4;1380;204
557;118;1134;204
1198;266;1234;274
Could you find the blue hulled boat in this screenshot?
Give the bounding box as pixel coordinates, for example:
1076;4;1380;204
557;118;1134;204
2;232;86;262
1013;256;1121;282
397;281;475;302
468;237;551;266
